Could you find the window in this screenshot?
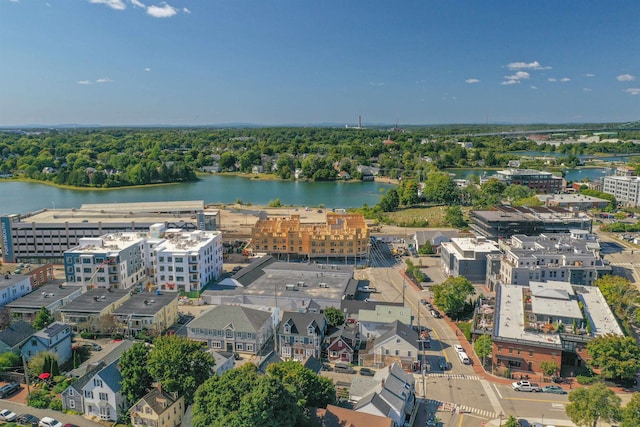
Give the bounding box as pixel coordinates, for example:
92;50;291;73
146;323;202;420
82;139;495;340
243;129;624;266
84;390;94;399
226;329;233;338
93;378;103;387
69;400;75;409
99;392;108;401
68;389;74;396
235;342;244;351
247;332;253;339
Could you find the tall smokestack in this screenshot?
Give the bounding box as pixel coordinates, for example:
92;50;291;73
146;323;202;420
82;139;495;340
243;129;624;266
358;115;362;129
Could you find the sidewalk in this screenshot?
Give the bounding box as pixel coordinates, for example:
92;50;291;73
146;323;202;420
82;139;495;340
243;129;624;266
484;418;577;427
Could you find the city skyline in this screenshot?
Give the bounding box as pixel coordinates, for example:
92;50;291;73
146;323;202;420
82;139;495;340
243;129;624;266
1;0;639;126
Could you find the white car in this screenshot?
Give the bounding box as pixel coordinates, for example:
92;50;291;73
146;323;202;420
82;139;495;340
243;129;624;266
39;416;63;427
454;344;464;352
0;409;17;422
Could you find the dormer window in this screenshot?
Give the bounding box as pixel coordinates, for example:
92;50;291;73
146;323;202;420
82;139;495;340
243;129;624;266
284;324;291;334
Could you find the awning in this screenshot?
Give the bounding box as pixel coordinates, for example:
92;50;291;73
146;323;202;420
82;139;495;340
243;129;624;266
495;354;524;363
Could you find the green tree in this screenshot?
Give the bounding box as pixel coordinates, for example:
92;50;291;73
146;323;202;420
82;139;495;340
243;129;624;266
231;376;303;427
379;188;400;212
621;392;640;427
148;335;215;405
119;342;154;404
565;382;621;427
504;415;519;427
422;171;458;204
0;352;20;371
323;306;345;328
432;276;475;319
474;335;492;361
418;240;434;255
587;334;640;381
444;205;466;228
502;184;534;203
219;152;238;171
32;307;55;330
267;360;336;408
540;360;559;378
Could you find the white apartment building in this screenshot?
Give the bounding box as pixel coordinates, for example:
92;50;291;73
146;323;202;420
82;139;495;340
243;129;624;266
154;229;223;293
602;175;640;207
63;233;146;290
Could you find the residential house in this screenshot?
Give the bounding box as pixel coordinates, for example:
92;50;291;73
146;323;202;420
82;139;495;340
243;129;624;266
0;320;35;354
58;288;131;331
111;293;179;337
311;404;393;427
338;171;351;180
207;350;235;376
359;321;421;371
130;388;185;427
6;283;83;323
187;305;274;355
358;305;412;341
20;321;73;365
413;230;456;254
80;360;126;421
350;363;416;427
252;165;264;174
325;324;358;363
278;311;327;360
62;362;106;413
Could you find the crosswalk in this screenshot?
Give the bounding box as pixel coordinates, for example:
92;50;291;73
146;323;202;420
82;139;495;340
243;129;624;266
425;398;496;419
423;373;481;381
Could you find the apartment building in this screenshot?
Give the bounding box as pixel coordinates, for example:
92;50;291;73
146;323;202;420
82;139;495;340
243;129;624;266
250;213;369;262
63;233;146;290
440;236;502;283
1;200;216;264
495;168;564;193
486;231;611;290
153;229;223;293
602;174;640;207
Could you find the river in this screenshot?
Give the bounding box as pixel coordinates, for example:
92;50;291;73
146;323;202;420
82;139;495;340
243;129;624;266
0;175;395;216
447;167;615;183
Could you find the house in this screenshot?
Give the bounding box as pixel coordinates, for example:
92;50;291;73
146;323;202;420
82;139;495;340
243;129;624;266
68;339;135;379
413;230;455;254
0;273;34;307
80;360;126;421
6;283;83;323
207;350;235;376
350;363;416;427
62;362;106;413
187;305;274;355
338;171;351;180
278;311;327;361
251;165;264;174
359;321;421;371
311;404;393;427
325;324;358;363
20;322;73;365
110;293;179;337
0;320;35;354
358;305;412;341
58;288;131;331
130;388;185;427
301;356;323;375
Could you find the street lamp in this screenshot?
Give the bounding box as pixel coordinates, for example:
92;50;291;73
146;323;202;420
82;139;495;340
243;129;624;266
499;411;504;427
541;413;544;426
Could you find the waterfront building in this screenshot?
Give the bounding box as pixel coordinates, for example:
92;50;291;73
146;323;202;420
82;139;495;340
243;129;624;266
490;281;622;375
470;205;592;239
602;174;640;207
153;229;223;293
495;168;564;193
485;231;610;290
1;200;218;264
440;236;502;283
63;233;146;290
250;213;369;263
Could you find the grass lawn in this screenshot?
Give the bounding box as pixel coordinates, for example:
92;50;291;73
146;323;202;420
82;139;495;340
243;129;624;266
385;206;472;228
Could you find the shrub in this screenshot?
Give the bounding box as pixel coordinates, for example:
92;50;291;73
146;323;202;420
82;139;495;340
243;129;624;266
576;375;599;385
27;389;51;408
457;321;472;342
49;398;63;411
504;368;511;379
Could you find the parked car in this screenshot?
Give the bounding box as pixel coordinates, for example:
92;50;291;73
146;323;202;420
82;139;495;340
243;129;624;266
39;417;63;427
542;385;567;394
430;309;442;318
321;363;333;371
16;414;40;427
334;363;355;374
517;419;530;427
359;368;375;376
420;298;427;305
63;424;79;427
0;408;17;421
511;381;541;392
0;382;21;398
454;344;464;352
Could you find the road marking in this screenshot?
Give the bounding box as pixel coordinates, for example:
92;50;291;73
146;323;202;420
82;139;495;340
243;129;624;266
480;379;504;416
458;413;464;427
503;397;568;403
492;383;503;399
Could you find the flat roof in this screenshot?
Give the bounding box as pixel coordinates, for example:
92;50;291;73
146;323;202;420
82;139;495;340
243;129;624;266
59;288;130;314
155;230;221;252
67;233;146;254
80;201;204;213
0;273;31;289
536;194;609;204
6;282;81;309
111;293;178;317
530;295;582;320
450;237;501;253
576;286;624;336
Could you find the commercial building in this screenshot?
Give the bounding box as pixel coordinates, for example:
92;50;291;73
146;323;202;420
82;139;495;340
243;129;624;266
250;213;370;262
63;233;146;290
153;229;223;293
111;292;179;336
602;174;640;207
470;205;592;239
1;200;218;264
486;231;610;290
536;193;610;210
440;236;502;283
495;168;564;193
490;281;622;375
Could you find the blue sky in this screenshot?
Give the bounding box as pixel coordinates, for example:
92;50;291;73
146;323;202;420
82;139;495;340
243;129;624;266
1;0;639;126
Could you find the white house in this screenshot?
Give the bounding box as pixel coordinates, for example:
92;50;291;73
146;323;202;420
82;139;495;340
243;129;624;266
81;360;126;421
20;322;73;365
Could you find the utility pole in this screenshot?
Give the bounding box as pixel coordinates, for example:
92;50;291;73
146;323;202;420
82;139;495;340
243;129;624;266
21;353;31;399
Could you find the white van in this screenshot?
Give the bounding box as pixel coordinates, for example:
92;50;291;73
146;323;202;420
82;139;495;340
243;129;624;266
457;351;471;364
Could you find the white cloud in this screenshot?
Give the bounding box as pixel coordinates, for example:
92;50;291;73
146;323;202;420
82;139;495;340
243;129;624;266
501;79;519;85
90;0;126;10
183;7;190;13
130;0;145;7
585;73;595;77
505;71;530;81
96;77;112;83
625;88;640;95
146;2;177;18
77;80;92;85
368;82;384;86
145;67;151;72
465;78;480;84
530;86;538;90
583;88;592;92
560;77;571;82
9;0;20;3
617;74;636;82
506;61;551;70
548;78;557;82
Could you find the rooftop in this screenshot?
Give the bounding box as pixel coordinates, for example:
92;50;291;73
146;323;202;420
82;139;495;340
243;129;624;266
59;288;130;314
66;232;146;254
576;286;624;336
6;282;77;311
497;168;557;177
536;193;610;204
188;305;273;333
0;272;31;289
111;292;178;317
154;230;221;253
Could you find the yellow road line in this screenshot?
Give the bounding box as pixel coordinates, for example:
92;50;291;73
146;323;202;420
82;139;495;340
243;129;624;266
458;413;464;427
